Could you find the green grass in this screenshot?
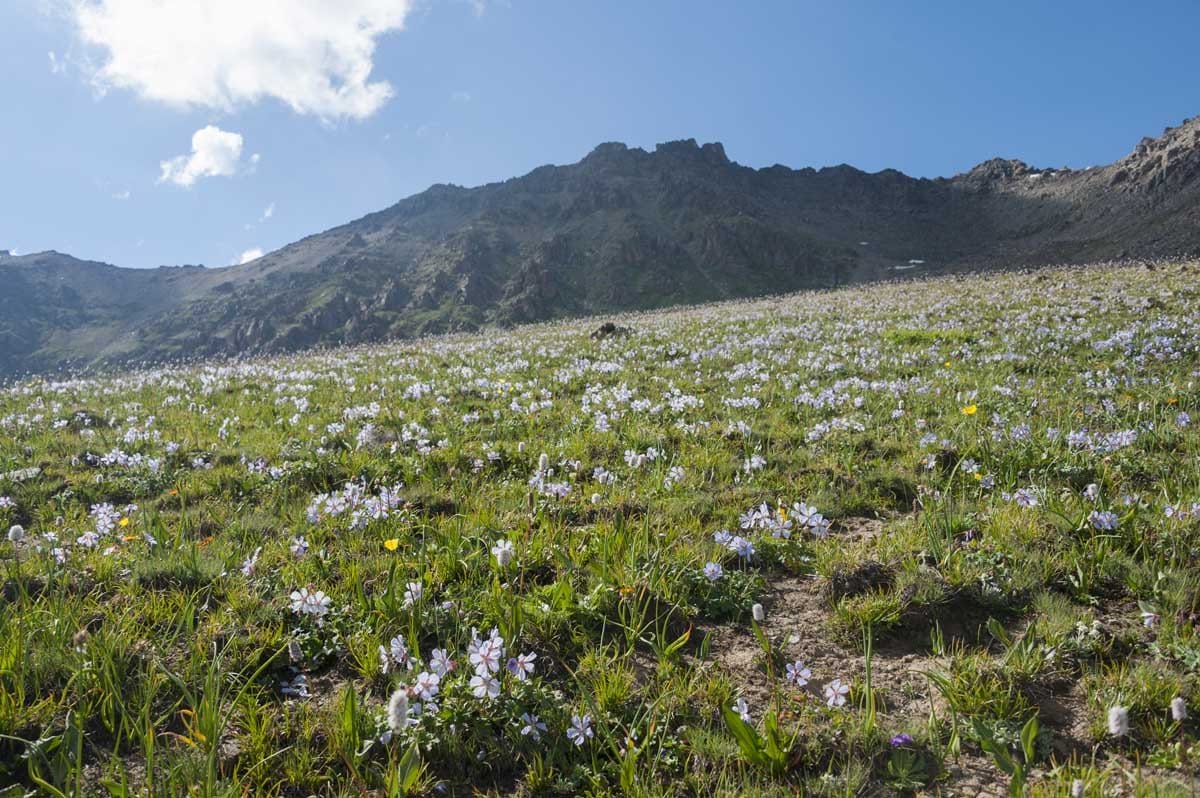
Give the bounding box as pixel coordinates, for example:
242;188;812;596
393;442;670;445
1;261;1199;795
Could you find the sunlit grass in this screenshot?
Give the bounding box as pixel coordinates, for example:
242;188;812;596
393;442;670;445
0;261;1198;794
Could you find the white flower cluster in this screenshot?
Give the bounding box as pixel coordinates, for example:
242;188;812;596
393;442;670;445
305;482;404;529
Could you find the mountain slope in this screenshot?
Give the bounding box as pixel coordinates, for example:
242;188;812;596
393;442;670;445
3;116;1200;378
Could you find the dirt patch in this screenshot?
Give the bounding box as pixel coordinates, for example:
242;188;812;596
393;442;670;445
937;754;1009;797
829;559;894;601
694;573;1023;793
834;516;886;544
697;574;946;723
895;590;1013;652
1029;680;1092;761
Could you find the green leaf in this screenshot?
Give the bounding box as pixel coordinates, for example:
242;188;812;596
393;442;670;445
664;626;691;658
986;617;1011;647
1019;714;1039;763
972;719;1015;776
722;705;767;766
397;742;422;794
750;620;772;658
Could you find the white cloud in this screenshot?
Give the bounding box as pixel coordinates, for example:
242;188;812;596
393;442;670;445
159;125;247;188
261;202;275;221
236;247;264;265
467;0;510;18
112;189;130;200
72;0;413;120
48;51;66;75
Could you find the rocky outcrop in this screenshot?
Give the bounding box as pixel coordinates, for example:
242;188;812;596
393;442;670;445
1111;117;1200;192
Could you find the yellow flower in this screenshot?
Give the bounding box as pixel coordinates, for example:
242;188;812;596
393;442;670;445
943;360;951;367
383;538;400;551
961;404;977;416
119;517;130;527
973;473;983;481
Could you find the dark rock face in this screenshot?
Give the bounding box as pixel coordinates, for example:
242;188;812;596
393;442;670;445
4;117;1200;378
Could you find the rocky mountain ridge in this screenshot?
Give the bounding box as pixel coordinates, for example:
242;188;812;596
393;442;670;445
3;116;1199;378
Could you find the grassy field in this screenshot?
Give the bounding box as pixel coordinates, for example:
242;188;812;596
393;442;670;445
2;262;1199;796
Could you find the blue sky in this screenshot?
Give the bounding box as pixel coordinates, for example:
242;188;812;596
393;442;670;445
2;1;1197;270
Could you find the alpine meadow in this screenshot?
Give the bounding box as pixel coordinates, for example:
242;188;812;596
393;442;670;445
2;262;1200;795
4;1;1200;796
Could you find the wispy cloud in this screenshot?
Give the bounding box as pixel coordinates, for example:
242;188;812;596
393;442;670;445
235;247;264;265
467;0;511;18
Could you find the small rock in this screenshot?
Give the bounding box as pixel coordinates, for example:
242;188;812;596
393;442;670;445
590;322;631;341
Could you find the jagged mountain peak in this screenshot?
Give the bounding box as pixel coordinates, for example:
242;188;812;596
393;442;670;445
576;139;733;174
1110;116;1200;191
961;157;1037;182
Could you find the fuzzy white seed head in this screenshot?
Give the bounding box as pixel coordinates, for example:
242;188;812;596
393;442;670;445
1107;705;1129;737
7;525;24;543
1070;780;1085;798
752;603;765;622
538;453;550;471
491;540;514;568
387;688;410;734
1171;696;1188;722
